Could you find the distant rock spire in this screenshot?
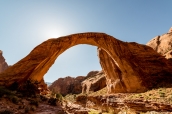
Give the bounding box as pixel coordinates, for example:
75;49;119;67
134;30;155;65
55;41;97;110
168;27;172;33
0;50;2;54
0;50;8;72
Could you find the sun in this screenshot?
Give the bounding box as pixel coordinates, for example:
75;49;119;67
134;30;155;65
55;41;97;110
45;28;62;38
40;25;66;40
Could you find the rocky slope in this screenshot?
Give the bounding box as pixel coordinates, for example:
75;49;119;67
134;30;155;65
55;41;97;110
49;76;85;96
0;50;8;73
147;27;172;59
0;32;172;94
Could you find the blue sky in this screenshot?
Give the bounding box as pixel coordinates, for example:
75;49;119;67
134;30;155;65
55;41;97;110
0;0;172;82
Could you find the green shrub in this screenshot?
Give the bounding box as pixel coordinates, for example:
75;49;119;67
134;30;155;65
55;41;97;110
0;86;13;98
40;95;48;101
56;93;63;101
0;110;13;114
18;80;39;97
8;82;18;91
18;105;24;109
30;100;39;107
30;106;36;111
159;92;165;97
64;94;77;103
11;96;19;104
48;97;57;106
24;107;30;113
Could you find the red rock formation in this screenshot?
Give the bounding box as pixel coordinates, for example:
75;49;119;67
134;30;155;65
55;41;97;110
147;27;172;59
0;50;8;73
98;48;126;93
0;32;172;93
82;71;106;94
49;76;85;96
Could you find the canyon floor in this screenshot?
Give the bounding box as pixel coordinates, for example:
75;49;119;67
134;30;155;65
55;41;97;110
1;86;172;114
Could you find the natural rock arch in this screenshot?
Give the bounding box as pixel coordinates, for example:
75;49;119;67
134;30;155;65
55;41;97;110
0;32;172;93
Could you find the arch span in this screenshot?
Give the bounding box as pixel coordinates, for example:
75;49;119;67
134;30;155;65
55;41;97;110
0;32;172;93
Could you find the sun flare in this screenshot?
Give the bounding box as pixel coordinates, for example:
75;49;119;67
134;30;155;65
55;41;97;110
45;29;62;38
41;26;66;39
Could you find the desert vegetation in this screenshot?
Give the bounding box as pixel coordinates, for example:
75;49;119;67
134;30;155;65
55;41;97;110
0;80;65;114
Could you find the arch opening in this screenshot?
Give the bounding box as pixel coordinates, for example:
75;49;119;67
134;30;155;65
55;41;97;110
43;44;101;83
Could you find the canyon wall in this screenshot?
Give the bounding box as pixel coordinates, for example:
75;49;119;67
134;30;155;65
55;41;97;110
49;76;85;96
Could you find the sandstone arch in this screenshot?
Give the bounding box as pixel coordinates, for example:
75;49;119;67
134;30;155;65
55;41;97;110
0;32;172;93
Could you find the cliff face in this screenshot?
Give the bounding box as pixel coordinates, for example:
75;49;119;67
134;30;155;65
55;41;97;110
147;27;172;59
49;76;85;96
0;32;172;94
0;50;8;73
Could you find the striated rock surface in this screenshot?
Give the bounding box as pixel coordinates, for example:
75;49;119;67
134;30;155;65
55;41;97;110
49;76;85;96
147;27;172;59
0;50;8;73
82;71;106;94
0;32;172;93
98;48;126;93
83;94;172;112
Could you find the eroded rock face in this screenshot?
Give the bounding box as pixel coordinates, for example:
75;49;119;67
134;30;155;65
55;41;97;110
49;76;85;96
0;50;8;73
98;48;127;93
82;71;106;94
147;27;172;59
0;32;172;93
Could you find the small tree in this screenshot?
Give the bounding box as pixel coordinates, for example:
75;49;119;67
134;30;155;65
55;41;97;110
18;79;39;97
